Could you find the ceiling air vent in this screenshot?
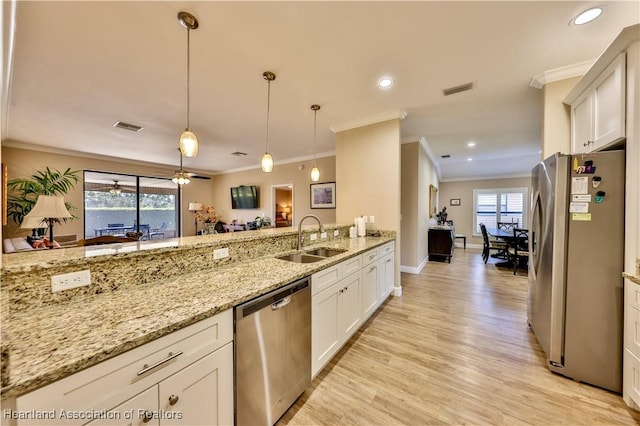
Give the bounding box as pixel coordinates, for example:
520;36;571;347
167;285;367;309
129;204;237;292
113;121;143;132
441;154;451;158
443;82;474;97
231;151;248;157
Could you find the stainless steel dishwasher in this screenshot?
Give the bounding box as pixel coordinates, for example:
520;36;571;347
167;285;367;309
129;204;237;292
235;276;311;426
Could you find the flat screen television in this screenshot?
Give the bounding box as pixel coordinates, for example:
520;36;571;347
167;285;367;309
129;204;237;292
230;185;259;209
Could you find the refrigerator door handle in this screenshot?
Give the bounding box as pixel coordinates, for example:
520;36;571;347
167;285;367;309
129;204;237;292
530;191;542;280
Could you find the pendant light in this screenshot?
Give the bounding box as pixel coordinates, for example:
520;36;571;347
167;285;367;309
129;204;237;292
261;71;276;173
310;104;321;182
178;12;199;158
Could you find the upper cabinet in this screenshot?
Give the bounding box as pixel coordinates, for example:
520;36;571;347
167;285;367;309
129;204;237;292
570;52;626;153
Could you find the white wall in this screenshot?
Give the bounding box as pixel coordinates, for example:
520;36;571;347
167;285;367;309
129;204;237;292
542;77;580;158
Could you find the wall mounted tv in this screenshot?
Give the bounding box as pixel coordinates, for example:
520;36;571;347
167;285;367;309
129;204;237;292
230;185;259;209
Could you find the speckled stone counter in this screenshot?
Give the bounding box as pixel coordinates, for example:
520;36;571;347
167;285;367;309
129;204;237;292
623;258;640;285
0;227;395;399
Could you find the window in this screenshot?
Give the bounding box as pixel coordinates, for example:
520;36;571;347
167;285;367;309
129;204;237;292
83;171;180;240
473;187;528;235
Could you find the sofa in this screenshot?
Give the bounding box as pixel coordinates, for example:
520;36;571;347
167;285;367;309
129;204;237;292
3;234;78;253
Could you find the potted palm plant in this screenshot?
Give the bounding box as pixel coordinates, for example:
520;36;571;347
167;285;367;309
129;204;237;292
6;167;80;227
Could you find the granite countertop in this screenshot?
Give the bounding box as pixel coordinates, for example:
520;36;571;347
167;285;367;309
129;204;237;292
1;236;394;399
623;259;640;285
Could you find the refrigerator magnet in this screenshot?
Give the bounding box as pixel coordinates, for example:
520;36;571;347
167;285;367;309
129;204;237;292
592;176;602;188
572;194;591;202
571;177;589;194
595;191;606;203
572;213;592;221
569;202;589;213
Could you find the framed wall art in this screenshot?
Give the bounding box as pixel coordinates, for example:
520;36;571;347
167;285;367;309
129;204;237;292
310;182;336;209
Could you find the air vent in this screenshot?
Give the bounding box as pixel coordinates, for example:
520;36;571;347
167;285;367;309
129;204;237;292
231;151;248;157
441;154;451;158
443;82;474;97
113;121;143;132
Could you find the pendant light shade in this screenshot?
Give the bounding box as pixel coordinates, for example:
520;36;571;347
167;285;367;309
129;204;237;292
261;152;274;173
178;12;199;158
262;71;276;173
310;104;321;182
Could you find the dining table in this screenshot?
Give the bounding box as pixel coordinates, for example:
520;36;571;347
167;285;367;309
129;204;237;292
485;227;519;267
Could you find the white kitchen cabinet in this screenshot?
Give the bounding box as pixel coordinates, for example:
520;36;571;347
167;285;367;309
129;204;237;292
377;242;395;304
14;310;233;426
311;256;363;377
362;249;380;321
571;52;626;153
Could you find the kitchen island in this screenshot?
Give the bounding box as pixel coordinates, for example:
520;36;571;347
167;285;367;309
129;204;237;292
0;225;395;403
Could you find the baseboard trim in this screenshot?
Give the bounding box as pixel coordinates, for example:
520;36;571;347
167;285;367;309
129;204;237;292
400;256;428;274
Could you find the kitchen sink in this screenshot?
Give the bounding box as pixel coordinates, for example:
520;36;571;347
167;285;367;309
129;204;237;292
276;253;325;263
304;247;347;258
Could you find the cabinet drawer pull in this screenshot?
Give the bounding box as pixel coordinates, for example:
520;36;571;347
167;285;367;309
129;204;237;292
137;351;183;376
169;394;180;405
142;411;153;423
369;254;376;260
369;266;376;272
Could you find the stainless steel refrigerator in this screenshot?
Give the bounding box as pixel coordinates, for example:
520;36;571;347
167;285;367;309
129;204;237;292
529;150;624;393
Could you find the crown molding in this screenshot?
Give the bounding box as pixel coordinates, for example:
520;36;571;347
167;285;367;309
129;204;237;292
214;150;336;176
330;109;408;133
529;59;594;89
401;135;442;181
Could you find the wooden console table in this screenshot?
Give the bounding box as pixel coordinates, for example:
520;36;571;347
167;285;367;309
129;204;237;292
428;227;455;263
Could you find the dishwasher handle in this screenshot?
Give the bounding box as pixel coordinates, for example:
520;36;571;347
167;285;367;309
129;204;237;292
271;296;292;310
235;276;310;320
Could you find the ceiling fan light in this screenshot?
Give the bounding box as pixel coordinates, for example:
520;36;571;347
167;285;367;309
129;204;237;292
109;188;122;195
172;171;191;185
179;129;198;157
310;167;320;182
261;152;274;173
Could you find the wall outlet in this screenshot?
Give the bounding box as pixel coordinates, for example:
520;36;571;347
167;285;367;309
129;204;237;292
51;270;91;293
333;229;339;237
213;247;229;259
369;216;375;224
310;233;318;241
320;232;327;239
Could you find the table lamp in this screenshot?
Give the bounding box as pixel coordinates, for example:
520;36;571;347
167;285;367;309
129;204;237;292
23;195;72;249
188;202;203;235
283;206;291;221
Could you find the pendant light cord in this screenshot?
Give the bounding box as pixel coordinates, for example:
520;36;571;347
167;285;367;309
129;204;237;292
266;79;271;153
313;108;317;167
186;27;191;129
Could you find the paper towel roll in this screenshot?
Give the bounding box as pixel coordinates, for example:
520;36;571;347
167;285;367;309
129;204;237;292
356;217;366;237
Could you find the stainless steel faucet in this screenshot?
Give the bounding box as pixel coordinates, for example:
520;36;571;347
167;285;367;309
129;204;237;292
297;214;324;250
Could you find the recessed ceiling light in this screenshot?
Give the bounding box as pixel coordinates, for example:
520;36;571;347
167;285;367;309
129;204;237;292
378;77;393;88
571;6;603;25
467;142;476;147
467;157;473;162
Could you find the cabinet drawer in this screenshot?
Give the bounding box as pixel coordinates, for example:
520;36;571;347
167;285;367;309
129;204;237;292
379;241;394;256
362;248;379;266
341;255;362;278
312;265;340;295
16;310;232;424
626;280;640;310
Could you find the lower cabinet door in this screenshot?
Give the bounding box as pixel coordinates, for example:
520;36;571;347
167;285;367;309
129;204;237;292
85;387;159;426
362;263;379;320
312;283;340;377
158;343;234;426
338;273;362;341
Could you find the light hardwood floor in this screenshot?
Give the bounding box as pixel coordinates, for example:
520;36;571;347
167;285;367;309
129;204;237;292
280;248;640;425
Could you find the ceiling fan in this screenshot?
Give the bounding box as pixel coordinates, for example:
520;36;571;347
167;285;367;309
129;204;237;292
169;149;211;184
91;180;136;195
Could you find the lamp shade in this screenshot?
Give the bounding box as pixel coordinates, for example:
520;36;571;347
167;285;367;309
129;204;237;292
20;216;47;229
310;167;320;182
261;153;274;173
188;202;203;211
179;129;199;157
25;195;72;220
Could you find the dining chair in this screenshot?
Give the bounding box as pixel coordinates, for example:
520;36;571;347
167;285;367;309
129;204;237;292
508;228;529;275
497;222;517;231
480;223;507;264
78;235;139;246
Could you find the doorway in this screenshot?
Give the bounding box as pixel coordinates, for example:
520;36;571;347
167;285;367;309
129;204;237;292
272;184;294;227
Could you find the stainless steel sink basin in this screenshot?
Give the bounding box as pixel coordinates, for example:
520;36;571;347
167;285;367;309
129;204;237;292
276;253;325;263
304;248;348;258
